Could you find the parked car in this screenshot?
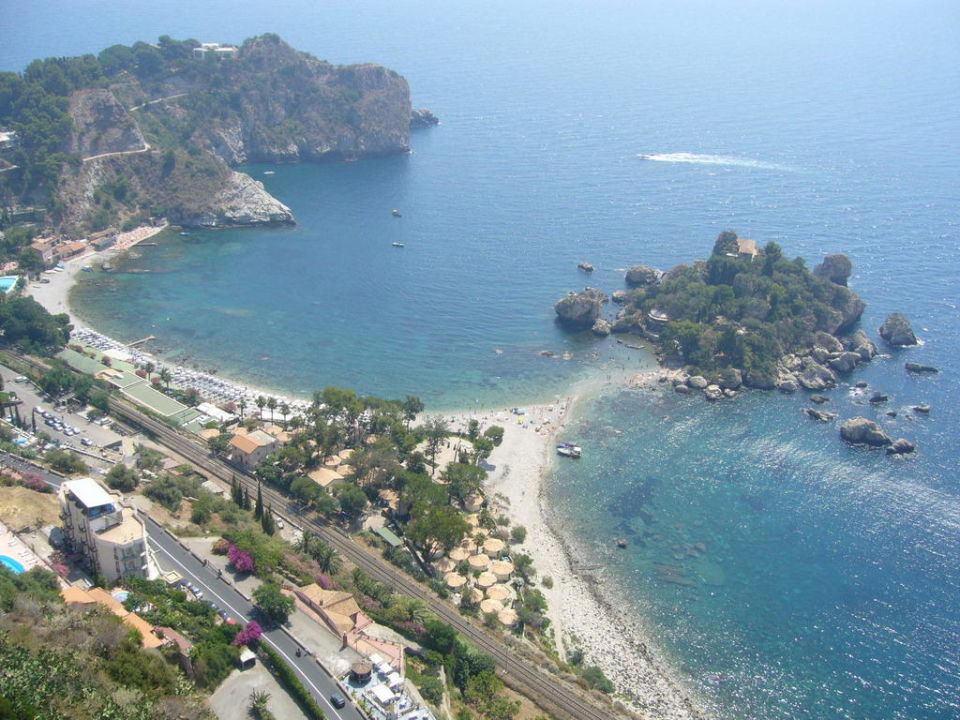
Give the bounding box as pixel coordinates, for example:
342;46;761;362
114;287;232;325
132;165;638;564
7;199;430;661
330;694;346;709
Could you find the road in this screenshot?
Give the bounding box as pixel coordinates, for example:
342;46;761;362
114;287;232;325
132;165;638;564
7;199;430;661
2;452;363;720
145;516;363;720
107;397;627;720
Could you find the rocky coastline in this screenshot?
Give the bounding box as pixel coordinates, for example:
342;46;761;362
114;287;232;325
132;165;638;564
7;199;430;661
554;233;937;457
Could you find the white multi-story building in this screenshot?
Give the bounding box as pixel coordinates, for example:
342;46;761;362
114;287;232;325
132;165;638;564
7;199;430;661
59;477;150;583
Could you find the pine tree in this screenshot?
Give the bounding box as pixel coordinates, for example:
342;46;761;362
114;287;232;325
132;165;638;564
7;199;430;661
261;504;276;535
254;482;264;520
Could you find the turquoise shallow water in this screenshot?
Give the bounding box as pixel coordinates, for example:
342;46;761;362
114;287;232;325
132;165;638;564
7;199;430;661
5;1;960;718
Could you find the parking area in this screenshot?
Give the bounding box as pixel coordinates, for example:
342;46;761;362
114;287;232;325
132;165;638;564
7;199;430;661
0;364;128;475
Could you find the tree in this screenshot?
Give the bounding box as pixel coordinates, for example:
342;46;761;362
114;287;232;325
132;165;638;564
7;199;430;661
260;504;275;535
45;448;87;474
254;482;264;520
443;463;486;506
279;401;290;426
266;396;277;424
207;433;231;456
105;463;139;492
134;443;164;473
159;368;171;388
401;395;424;428
255;395;266;420
483;425;504;447
253;581;294;626
143;476;182;512
407;505;469;560
334;483;368;522
238;397;247;420
424;417;449;475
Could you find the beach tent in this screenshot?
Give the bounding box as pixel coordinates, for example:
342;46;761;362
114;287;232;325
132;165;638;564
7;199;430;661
371;684;395;706
387;671;403;688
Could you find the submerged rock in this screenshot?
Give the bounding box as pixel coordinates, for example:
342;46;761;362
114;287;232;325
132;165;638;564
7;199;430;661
840;417;892;446
804;408;838;422
912;404;931;414
869;391;889;404
905;362;939;374
879;313;918;346
811;394;830;404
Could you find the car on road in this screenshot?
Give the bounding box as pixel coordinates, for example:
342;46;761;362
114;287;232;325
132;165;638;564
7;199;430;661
81;437;94;447
330;693;346;709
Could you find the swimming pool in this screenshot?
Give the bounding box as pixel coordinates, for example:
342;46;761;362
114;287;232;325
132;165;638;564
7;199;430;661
0;276;18;294
0;555;26;574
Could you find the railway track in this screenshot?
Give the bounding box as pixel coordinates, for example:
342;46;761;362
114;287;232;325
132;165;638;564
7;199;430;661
105;397;630;720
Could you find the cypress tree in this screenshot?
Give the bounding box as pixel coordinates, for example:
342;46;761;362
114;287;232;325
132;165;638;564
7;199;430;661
254;482;264;520
261;504;276;535
242;486;251;510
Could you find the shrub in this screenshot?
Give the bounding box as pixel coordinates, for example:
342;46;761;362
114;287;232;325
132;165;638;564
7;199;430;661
258;643;326;720
212;538;231;554
228;544;255;574
232;620;263;646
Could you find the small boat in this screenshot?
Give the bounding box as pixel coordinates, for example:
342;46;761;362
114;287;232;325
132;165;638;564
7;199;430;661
264;170;275;175
180;231;190;236
556;442;582;458
391;241;405;248
392;209;402;217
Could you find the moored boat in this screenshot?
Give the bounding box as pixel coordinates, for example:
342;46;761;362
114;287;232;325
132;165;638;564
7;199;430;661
391;241;405;248
556;442;582;458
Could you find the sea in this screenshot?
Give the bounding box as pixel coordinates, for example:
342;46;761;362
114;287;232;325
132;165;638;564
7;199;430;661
4;1;958;718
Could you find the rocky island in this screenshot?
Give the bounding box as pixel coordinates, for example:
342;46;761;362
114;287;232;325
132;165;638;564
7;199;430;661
0;34;434;233
557;232;879;395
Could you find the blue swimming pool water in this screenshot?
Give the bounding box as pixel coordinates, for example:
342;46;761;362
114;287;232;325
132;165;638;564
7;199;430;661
0;276;18;294
0;555;26;574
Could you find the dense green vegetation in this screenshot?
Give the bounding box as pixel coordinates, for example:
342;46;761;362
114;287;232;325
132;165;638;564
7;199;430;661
0;566;211;720
0;294;71;355
625;232;863;377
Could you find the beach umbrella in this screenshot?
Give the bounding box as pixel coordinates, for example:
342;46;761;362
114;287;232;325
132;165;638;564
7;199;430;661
483;537;505;556
480;598;504;615
486;584;512;602
444;572;467;589
432;557;456;574
491;560;514;581
448;547;470;563
497;608;519;627
468;553;491;571
476;571;497;589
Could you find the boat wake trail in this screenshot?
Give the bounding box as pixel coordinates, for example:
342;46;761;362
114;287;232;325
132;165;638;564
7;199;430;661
637;152;791;171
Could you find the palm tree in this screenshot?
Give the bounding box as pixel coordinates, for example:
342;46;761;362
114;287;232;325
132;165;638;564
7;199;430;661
311;539;342;575
266;396;277;424
279;401;290;427
144;361;155;378
159;368;172;389
238;397;247;421
256;395;267;421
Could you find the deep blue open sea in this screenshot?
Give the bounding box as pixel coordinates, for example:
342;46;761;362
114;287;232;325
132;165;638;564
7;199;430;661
4;2;958;718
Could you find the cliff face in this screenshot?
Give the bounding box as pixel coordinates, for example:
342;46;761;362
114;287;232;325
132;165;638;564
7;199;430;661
165;35;412;164
50;34;416;232
67;89;146;157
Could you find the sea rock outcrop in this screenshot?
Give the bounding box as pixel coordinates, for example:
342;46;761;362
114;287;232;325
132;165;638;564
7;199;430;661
703;384;724;401
797;358;837;390
687;375;708;390
625;265;662;287
591;318;612;336
879;313;917;346
905;362;939;374
611;290;630;304
410;108;439;129
578;261;595;272
813;254;853;286
167;171;294;227
554;288;607;330
846;330;879;360
912;404;931;414
828;352;861;374
840;417;892;446
887;438;916;455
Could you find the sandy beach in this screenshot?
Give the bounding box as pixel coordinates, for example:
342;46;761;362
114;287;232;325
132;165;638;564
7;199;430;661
29;228;701;718
482;370;703;720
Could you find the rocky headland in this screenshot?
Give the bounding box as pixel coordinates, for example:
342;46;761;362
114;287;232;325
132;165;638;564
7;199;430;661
2;34;437;233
